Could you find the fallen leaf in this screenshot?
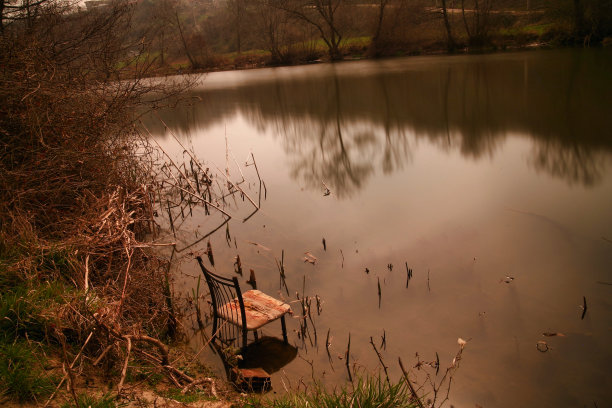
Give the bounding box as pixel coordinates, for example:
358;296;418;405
304;251;318;261
458;338;467;349
542;332;566;337
536;340;549;352
247;241;271;251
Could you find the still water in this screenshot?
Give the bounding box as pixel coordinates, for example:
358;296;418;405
148;49;612;407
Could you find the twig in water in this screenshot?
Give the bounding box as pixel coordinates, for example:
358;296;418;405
206;241;215;267
377;277;382;308
398;357;425;408
370;336;390;386
275;250;289;295
581;296;588;320
315;295;322;315
234;255;243;275
322;238;326;251
298;355;316;382
225;223;231;247
405;262;412;288
194;275;204;330
340;249;344;268
166;200;175;238
247;269;257;290
345;333;353;382
427;269;431;292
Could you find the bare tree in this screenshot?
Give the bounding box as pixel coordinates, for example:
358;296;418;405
0;0;59;31
461;0;494;46
441;0;457;51
275;0;347;61
227;0;244;54
253;0;296;63
372;0;391;44
153;0;209;69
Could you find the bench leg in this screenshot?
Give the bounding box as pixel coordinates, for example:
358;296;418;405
281;315;288;344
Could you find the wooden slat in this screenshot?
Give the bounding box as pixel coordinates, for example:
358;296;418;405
218;290;291;330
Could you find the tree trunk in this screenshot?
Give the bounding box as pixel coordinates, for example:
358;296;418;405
373;0;388;44
174;10;197;69
441;0;456;52
573;0;585;40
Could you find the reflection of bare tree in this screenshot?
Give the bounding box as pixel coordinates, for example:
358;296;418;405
283;71;378;198
143;50;612;192
530;142;605;186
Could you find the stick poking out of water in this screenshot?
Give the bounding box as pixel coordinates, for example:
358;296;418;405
370;336;390;386
378;277;382;308
246;269;257;290
399;358;425;408
345;333;352;382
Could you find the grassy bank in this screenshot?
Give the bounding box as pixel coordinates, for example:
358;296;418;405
249;376;420;408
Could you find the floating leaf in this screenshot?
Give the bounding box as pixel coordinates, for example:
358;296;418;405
304;251;318;261
303;252;317;265
458;338;467;349
536;340;549;352
247;241;271;251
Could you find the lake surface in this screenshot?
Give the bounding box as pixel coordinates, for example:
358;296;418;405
148;49;612;407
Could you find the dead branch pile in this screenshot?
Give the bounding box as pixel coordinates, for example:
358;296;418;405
0;1;210;402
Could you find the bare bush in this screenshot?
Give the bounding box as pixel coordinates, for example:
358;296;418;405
0;1;204;400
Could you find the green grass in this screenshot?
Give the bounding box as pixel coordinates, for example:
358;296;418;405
0;280;72;342
61;392;119;408
499;23;554;37
0;341;57;403
224;49;270;59
117;51;162;70
249;375;419;408
0;253;74;403
301;36;372;52
341;36;372;47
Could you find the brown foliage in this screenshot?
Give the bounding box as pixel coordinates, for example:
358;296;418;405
0;1;199;397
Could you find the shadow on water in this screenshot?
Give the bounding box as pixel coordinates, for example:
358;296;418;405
145;49;612;196
239;337;298;374
209;336;297;393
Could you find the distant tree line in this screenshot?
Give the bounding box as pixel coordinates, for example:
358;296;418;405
3;0;610;71
123;0;612;69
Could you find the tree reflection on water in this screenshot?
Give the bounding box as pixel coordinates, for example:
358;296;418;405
145;49;612;196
